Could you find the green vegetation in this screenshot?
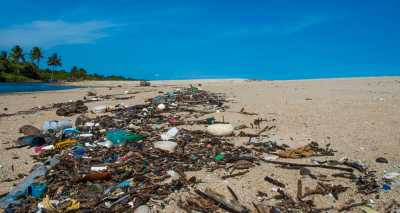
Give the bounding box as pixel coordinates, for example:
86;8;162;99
0;45;134;82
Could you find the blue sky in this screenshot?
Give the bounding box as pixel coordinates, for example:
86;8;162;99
0;0;399;80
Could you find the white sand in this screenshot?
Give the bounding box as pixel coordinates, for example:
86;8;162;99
0;77;399;211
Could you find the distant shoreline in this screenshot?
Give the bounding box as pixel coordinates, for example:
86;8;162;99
1;76;399;94
65;75;400;86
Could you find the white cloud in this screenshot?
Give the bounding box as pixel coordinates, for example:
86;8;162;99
0;20;118;48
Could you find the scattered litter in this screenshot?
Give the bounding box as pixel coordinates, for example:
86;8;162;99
19;125;40;136
92;105;107;114
160;127;178;141
55;100;88;116
154;140;178;153
0;85;394;212
207;123;234;136
43;119;72;133
157;103;166;111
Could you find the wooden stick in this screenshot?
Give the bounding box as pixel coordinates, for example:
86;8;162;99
222;170;249;179
264;176;286;188
227;186;239;201
260;159;354;172
297;179;302;200
338;201;367;212
195;188;250;213
252;202;269;213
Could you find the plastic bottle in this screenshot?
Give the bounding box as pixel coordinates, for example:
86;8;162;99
93;105;107;114
43;120;72;133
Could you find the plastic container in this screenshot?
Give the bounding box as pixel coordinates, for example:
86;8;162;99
190;85;199;92
93;105;107;114
214;152;224;161
160;127;178;141
17;135;46;147
72;146;85;158
28;183;47;198
79;133;93;138
63;128;80;138
104;178;134;194
153;141;178;153
63;128;80;135
206;117;216;124
106;129;144;145
207;124;234;136
91;166;107;172
157;104;166;111
43;120;72;133
383;183;391;191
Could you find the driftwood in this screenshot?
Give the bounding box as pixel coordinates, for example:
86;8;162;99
297;179;302;200
239;107;258;115
338;200;367;212
260;159;354;172
195;188;250;213
252;202;269;213
222;170;250;179
227;186;239;201
264;176;286;188
239;125;275;137
301;182;348;200
332;172;357;179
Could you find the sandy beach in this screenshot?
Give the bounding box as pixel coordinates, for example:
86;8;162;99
0;77;399;211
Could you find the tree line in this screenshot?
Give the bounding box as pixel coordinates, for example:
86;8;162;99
0;45;134;82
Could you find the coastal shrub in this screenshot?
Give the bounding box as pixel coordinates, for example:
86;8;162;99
0;72;32;82
1;45;136;82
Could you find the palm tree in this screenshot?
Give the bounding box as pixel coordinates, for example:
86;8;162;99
10;45;24;63
30;47;43;67
0;51;7;60
47;53;62;81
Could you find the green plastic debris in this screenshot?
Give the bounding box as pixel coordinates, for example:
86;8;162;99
214;153;224;161
106;129;144;145
190;154;198;161
166;92;176;98
190;85;199;92
206;117;215;124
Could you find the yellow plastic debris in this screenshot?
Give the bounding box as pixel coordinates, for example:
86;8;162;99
66;199;80;211
54;139;78;150
42;195;57;211
41;195;80;212
276;146;314;158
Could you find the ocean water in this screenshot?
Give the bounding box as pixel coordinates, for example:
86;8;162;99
0;83;78;93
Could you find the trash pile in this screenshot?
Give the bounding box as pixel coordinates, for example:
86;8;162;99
1;86;250;211
55;100;88;116
0;85;398;212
